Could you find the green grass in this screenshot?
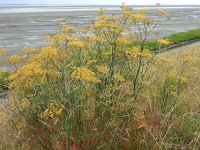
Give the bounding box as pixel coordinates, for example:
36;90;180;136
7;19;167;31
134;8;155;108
144;28;200;51
0;72;10;93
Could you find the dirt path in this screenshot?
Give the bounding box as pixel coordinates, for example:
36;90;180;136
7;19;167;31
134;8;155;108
162;41;200;55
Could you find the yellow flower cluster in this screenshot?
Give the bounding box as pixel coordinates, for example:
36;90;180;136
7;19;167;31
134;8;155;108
90;36;106;42
96;8;106;14
98;16;118;22
114;73;125;82
71;67;101;83
49;34;75;42
38;47;59;59
7;54;25;63
168;71;177;78
157;38;171;46
126;47;140;58
59;24;76;31
157;9;169;15
116;38;131;45
139;50;153;58
138;9;148;14
121;6;133;12
17;62;44;76
96;65;109;74
167;72;188;82
68;41;85;49
183;55;193;62
127;48;153;59
20;99;30;109
93;22;107;29
41;103;64;119
132;14;151;23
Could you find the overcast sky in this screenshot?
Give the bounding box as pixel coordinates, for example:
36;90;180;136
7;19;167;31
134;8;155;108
0;0;200;5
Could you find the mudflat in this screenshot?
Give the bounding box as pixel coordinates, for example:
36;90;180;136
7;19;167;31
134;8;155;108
0;6;200;68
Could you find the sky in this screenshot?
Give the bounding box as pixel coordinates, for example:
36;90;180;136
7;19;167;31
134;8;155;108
0;0;200;5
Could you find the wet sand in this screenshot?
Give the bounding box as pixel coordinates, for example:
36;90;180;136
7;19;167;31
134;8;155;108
0;7;200;69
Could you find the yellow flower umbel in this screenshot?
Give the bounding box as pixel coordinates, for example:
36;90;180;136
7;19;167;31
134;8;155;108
126;47;140;58
168;71;178;78
96;8;106;14
38;47;59;59
68;41;85;49
7;54;25;64
157;9;169;15
41;103;64;120
59;24;76;32
48;34;75;43
157;39;171;46
139;50;153;58
97;65;109;75
72;67;101;84
114;73;125;82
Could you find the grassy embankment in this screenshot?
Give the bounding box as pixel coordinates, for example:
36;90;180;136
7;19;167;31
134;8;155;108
145;28;200;51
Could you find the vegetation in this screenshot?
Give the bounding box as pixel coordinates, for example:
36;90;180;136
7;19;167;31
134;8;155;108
145;28;200;51
0;72;10;93
0;6;200;149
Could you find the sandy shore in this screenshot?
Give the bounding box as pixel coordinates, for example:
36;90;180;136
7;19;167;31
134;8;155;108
0;7;200;69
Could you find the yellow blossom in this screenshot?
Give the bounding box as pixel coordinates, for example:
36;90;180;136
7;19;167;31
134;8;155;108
179;76;188;82
96;8;106;14
138;9;148;14
168;71;177;78
157;9;168;15
131;14;146;22
20;99;30;109
38;47;59;59
90;36;106;42
97;65;109;74
121;6;133;12
93;22;107;29
7;54;24;63
171;91;178;97
114;73;125;82
17;62;44;76
126;47;140;57
183;55;193;62
157;39;171;46
116;38;131;45
68;41;85;49
49;34;75;42
139;50;153;58
71;67;101;83
59;24;76;31
41;103;64;119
